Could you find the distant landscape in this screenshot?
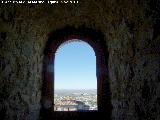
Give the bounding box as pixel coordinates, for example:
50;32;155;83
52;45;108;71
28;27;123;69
54;89;97;111
55;89;97;94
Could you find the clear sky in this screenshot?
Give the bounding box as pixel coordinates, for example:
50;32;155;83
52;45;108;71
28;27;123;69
54;40;97;90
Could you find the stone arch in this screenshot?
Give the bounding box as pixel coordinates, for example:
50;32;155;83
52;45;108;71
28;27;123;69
41;26;111;120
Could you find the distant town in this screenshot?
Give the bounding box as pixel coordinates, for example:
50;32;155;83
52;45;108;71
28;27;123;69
54;89;97;111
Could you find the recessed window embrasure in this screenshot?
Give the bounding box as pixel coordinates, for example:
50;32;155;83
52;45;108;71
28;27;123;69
41;27;111;119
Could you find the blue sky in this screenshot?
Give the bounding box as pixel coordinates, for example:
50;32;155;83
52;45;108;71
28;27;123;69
54;40;97;90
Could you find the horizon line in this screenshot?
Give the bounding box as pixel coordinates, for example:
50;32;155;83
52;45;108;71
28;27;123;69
55;88;97;90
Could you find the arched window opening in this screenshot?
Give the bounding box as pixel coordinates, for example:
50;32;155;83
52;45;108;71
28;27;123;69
54;40;97;111
41;27;111;120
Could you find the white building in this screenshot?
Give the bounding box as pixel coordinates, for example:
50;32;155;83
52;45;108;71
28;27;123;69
54;100;90;111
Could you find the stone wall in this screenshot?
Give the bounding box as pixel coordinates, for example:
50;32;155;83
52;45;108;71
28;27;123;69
0;0;160;120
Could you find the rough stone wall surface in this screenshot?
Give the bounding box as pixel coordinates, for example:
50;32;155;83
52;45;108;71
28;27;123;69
0;0;160;120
